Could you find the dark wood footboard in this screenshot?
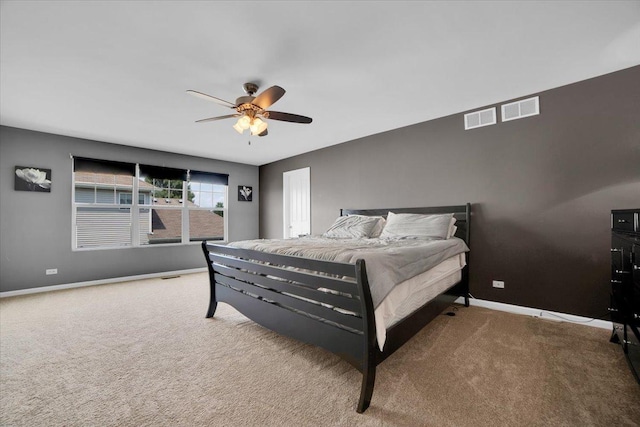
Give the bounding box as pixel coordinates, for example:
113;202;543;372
201;241;377;412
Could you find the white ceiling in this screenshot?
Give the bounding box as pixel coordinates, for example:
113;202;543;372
1;1;639;166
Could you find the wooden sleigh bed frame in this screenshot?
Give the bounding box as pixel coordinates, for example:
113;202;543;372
201;204;470;413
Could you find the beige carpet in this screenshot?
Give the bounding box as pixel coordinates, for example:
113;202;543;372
1;272;639;426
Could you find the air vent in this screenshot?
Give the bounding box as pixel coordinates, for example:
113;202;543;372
464;107;496;130
501;96;539;122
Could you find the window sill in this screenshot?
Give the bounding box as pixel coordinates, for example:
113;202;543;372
72;240;228;252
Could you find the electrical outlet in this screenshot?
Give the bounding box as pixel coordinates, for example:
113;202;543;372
492;280;505;289
45;268;58;275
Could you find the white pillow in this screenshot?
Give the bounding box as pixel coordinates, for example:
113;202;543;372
348;215;386;238
447;217;458;239
379;212;454;240
323;215;380;239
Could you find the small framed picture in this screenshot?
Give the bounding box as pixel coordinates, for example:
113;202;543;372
15;166;52;192
238;185;252;202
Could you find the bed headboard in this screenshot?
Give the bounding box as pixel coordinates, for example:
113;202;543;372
340;203;471;245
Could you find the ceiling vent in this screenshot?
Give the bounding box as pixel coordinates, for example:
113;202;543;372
501;96;540;122
464;107;497;130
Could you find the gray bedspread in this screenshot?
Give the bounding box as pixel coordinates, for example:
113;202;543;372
228;236;469;308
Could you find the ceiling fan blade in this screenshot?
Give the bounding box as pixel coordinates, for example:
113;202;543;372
252;86;285;109
258;129;268;137
266;111;313;124
186;90;236;108
195;114;240;123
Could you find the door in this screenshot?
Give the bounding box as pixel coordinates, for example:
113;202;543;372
283;167;310;238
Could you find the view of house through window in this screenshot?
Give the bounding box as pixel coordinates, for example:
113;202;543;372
72;157;228;249
188;178;226;242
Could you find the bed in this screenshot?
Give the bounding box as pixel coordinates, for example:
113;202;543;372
201;204;471;413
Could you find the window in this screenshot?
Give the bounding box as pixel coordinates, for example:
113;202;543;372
73;158;136;249
118;193;146;205
138;165;188;246
188;171;227;242
72;157;229;250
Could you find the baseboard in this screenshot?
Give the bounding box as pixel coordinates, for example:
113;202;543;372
0;268;208;298
455;297;612;330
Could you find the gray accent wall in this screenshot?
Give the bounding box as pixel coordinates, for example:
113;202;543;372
259;66;640;318
0;126;259;292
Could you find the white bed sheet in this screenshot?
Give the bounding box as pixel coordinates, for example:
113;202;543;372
374;253;466;350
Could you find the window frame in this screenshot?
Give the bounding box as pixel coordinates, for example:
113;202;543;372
72;160;229;251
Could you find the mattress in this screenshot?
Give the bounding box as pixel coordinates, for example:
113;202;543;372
374;253;466;350
229;236;469;309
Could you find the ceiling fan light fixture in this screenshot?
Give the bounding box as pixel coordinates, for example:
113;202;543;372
250;117;268;135
232;121;244;134
233;115;252;133
239;115;251;129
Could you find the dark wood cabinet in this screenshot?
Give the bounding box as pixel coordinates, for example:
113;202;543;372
610;208;640;384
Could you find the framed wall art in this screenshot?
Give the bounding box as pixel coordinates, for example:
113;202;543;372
15;166;52;192
238;185;252;202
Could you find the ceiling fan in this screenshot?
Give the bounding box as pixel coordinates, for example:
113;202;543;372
187;83;312;137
